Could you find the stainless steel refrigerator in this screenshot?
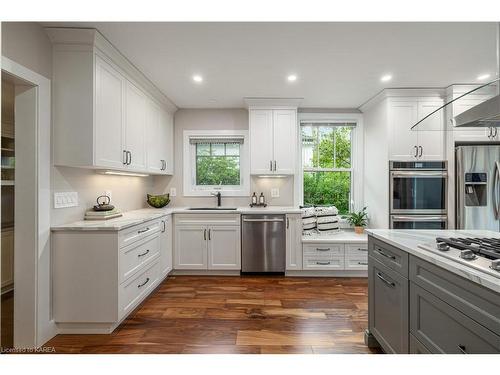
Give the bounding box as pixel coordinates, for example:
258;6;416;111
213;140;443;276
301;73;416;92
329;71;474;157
456;145;500;231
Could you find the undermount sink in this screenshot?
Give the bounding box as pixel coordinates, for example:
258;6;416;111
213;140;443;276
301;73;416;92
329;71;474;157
187;207;237;211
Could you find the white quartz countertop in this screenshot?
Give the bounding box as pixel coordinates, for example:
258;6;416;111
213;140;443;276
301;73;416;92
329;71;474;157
302;230;368;244
366;229;500;294
51;206;301;231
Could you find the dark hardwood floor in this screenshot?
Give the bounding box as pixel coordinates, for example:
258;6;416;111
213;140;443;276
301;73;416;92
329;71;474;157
45;276;380;354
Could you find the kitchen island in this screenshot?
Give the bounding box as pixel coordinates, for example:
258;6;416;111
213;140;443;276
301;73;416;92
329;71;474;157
365;229;500;354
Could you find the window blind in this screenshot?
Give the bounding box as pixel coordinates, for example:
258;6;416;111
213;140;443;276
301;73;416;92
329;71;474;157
189;137;244;145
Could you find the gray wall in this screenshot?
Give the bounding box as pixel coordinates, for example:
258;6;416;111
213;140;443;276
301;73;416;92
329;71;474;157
153;108;295;207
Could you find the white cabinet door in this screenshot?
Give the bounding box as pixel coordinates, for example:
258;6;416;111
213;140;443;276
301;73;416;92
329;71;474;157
250;109;274;174
146;100;163;173
160;216;173;277
125;80;147;171
285;214;302;270
207;226;241;270
94;56;125;169
174;225;207;269
416;101;445;160
273;109;297;174
161;109;174;175
389;101;418;161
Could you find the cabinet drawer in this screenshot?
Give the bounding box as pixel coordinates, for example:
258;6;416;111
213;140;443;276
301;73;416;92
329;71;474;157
120;234;160;282
409;255;500;336
369;236;408;277
119;219;161;248
368;257;409;353
175;214;240;226
410;283;500;353
119;260;160;320
345;243;368;257
303;256;344;270
303;244;344;257
345;256;368;270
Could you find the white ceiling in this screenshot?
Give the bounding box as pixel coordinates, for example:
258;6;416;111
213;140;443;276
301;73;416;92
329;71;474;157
44;22;498;109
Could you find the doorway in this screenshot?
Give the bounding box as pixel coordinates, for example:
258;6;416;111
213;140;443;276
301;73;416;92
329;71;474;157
1;57;53;350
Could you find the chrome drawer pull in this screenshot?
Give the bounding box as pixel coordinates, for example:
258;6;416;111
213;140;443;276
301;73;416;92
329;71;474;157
376;272;395;288
138;249;150;257
357;248;368;252
357;261;368;265
458;344;467;354
376;247;396;260
137;278;150;288
316;248;331;252
316;261;331;265
138;227;150;234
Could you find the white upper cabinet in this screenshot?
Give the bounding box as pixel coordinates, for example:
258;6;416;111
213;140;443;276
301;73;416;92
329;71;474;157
388;98;445;161
49;28;176;175
124;81;147;171
95;56;125;169
249;109;274;174
249;108;297;175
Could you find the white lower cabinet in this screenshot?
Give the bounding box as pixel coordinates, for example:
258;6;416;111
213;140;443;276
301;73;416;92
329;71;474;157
174;214;241;271
1;228;14;291
52;217;172;333
285;214;302;270
301;241;368;272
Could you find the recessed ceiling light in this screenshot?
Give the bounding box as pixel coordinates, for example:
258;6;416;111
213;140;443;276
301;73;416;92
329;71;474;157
477;73;491;81
192;75;203;83
287;74;297;82
380;74;392;82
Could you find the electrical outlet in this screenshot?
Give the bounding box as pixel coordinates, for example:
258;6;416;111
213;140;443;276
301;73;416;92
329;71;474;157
170;187;177;197
271;188;280;198
54;192;79;209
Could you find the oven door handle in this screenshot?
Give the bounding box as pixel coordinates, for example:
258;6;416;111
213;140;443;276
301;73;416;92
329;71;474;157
493;161;500;220
391;171;448;178
391;215;447;222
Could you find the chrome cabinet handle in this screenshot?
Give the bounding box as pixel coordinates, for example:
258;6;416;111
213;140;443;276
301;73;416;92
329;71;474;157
488;127;492;139
204;229;207;240
316;248;331;252
162;220;166;233
357;261;368;265
137;278;150;288
273;160;277;171
495;128;498;138
208;229;211;240
270;160;273;171
316;261;331;265
376;272;395;288
414;146;418;158
376;247;396;260
138;249;150;257
128;151;132;165
493;161;500;220
458;344;467;354
123;150;128;165
357;248;368;252
418;146;423;158
138;227;150;234
286;217;289;229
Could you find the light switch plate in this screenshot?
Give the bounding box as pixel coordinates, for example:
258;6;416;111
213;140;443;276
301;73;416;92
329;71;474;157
271;188;280;198
54;192;79;209
170;187;177;197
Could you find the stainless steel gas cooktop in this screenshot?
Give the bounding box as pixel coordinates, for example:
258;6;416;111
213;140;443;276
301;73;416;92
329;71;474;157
418;237;500;279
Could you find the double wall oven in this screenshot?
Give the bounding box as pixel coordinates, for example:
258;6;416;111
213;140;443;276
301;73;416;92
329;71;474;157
389;161;448;229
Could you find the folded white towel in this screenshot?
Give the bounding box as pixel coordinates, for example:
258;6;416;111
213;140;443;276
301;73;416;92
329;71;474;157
315;206;339;217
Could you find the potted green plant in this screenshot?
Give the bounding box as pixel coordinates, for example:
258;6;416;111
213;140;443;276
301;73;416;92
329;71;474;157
345;207;368;234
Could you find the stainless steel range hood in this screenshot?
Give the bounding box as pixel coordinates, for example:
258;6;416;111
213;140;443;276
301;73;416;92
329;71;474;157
454;85;500;127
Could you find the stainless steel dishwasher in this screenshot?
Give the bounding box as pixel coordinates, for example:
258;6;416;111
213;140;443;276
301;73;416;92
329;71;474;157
241;214;286;273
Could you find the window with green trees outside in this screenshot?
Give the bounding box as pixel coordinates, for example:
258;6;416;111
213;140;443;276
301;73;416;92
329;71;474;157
195;142;241;186
302;124;354;214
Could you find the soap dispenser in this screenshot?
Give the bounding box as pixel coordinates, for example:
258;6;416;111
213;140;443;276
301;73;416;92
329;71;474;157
259;192;265;205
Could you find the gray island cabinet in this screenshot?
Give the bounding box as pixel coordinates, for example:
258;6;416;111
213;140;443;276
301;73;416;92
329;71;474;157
366;235;500;354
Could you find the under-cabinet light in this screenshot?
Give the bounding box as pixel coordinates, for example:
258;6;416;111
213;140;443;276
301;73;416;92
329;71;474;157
98;170;149;177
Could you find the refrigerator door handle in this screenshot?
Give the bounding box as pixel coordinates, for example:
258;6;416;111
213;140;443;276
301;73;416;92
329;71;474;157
493;161;500;220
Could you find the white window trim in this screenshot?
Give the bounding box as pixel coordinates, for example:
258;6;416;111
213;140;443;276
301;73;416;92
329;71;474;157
295;112;364;212
183;130;250;197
